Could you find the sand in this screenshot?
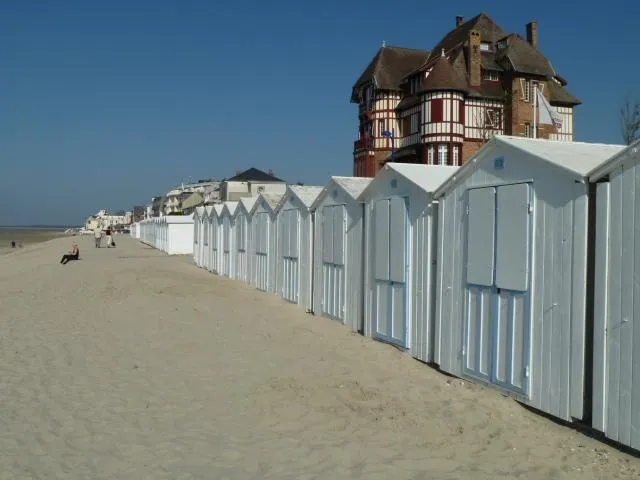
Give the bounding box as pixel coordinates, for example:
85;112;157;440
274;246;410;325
0;228;68;255
0;235;638;479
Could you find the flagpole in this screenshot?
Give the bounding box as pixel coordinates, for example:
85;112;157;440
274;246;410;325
533;82;537;139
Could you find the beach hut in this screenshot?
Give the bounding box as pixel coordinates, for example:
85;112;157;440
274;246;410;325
358;163;457;361
233;196;258;283
433;135;624;422
201;206;213;270
209;205;224;273
251;192;284;293
275;185;323;310
193;206;206;267
589;139;640;449
163;215;195;255
221;202;238;278
310;176;372;332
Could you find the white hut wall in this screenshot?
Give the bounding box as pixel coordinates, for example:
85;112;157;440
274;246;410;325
312;188;364;332
362;177;439;362
592;160;640;450
435;153;589;422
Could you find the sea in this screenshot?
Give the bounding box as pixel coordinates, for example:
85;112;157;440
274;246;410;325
0;227;75;255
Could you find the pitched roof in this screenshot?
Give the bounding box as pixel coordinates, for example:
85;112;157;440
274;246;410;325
352;46;430;97
433;136;625;197
420;55;468;92
226;167;284;183
222;201;238;216
395;95;421;110
205;205;214;217
589;138;640;181
238;196;258;214
258;193;284;212
358;163;459;201
547;81;581;106
495;33;555;77
288;185;324;208
213;204;224;217
195;206;206;218
333;176;373;199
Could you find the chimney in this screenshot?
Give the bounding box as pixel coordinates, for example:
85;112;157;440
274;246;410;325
456;16;464;27
526;20;538;48
469;30;481;88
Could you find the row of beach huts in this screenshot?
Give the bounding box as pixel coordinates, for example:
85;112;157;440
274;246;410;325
132;135;640;451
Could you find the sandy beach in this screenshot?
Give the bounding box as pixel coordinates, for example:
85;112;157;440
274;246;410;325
0;228;68;255
0;235;638;479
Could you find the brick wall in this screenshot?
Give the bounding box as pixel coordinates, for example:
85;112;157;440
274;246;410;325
506;77;558;139
462;140;483;163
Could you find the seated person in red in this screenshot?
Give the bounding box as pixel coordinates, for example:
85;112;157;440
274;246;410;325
60;244;79;265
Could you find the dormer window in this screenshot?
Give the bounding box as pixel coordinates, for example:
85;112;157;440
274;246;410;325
480;42;491;51
497;40;507;50
483;70;499;81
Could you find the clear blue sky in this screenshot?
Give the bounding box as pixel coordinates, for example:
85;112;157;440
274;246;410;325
1;1;638;226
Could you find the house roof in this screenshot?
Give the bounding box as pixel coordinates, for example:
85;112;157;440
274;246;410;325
358;163;459;201
181;192;204;210
288;185;324;208
352;46;430;98
205;205;214;218
213;204;224;217
397;13;578;105
589;138;640;181
433;136;625;198
396;95;421;110
226;167;284;183
420;55;469;93
222;201;238;216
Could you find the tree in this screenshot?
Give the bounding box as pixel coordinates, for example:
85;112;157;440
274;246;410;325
621;96;640;145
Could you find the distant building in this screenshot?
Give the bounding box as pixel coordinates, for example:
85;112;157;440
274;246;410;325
220;167;286;201
84;210;131;230
132;205;145;222
351;13;581;176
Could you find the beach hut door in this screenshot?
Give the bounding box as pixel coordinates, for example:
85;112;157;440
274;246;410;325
321;205;346;322
373;197;409;348
464;183;531;396
282;209;301;303
255;212;270;292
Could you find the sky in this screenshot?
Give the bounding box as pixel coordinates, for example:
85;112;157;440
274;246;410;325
1;1;638;226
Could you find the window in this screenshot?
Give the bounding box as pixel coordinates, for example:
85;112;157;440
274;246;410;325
427;145;435;164
438;144;449;165
524;122;532;138
486;109;502;129
480;42;490;52
411;113;419;134
431;99;443;122
483;70;499;81
378;119;385;136
521;79;531;103
453;145;460;166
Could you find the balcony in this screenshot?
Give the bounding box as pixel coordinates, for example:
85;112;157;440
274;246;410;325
354;138;374;152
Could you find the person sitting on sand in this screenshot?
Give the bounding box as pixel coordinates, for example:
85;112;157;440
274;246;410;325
60;244;80;265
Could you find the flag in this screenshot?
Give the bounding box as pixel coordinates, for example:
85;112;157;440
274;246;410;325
536;90;563;129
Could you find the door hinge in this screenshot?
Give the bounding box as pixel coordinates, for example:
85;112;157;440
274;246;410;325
461;347;466;357
465;205;470;215
528;202;533;214
524;366;530;378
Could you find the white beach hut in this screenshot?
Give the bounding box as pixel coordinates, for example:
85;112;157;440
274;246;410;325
221;202;238;278
589;138;640;449
209;204;224;274
275;185;323;310
233;196;258;283
311;176;372;332
358;163;458;361
201;206;213;270
433;135;624;423
193;206;206;267
251;192;284;293
163;215;195;255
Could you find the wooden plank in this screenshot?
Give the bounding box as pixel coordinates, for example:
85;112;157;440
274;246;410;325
593;182;611;432
531;195;546;409
570;193;588;419
619;167;635;446
632;165;640;449
558;201;573;420
607;171;623;442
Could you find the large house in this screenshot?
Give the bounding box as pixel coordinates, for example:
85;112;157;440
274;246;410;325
351;13;581;176
219;167;286;201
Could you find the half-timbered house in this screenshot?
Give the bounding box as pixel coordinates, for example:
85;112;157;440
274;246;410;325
351;13;581;176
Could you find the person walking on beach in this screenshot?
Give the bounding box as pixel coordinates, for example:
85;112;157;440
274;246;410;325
94;227;102;248
105;227;112;248
60;244;79;265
